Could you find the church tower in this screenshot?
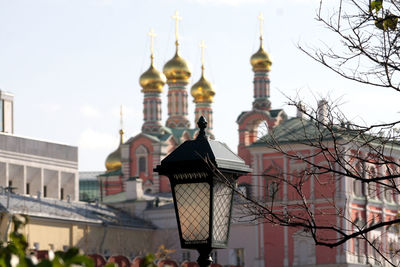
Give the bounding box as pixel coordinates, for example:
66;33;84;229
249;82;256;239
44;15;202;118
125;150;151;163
191;41;215;138
163;11;191;129
139;28;166;134
250;13;272;111
236;13;286;163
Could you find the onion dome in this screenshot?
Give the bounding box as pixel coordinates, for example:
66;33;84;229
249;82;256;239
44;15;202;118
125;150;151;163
191;67;215;103
105;129;124;172
163;45;191;83
250;43;272;72
139;61;166;93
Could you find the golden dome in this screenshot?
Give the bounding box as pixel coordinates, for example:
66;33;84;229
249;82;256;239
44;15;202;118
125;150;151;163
139;62;166;93
163;49;191;83
191;69;215;103
105;129;124;172
250;43;272;72
105;147;122;172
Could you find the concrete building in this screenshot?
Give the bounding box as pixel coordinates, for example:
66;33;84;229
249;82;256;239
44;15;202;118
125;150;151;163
0;91;79;201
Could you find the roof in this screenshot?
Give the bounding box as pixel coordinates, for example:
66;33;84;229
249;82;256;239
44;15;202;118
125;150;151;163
0;193;155;229
252;117;400;149
0;133;78;162
102;191;173;205
236;108;286;124
79;171;104;180
98;169;122;177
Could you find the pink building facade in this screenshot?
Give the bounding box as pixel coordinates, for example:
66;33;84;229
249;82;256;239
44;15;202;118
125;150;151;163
237;33;400;267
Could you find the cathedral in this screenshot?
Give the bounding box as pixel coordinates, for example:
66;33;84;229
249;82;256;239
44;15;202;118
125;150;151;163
98;12;216;196
96;12;400;267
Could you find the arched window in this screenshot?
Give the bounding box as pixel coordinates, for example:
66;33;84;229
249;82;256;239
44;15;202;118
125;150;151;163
136;145;148;176
368;166;377;199
266;181;279;201
256;121;269;140
353;163;365;197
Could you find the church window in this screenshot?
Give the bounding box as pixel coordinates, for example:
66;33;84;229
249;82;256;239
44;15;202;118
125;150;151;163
368;167;378;199
353;163;365;197
372;239;381;265
266;181;279;201
136;145;148;176
139;157;146;174
43;186;47;197
26;183;30;195
60;188;64;200
256;121;268;140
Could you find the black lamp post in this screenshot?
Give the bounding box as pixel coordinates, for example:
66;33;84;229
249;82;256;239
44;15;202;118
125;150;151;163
154;116;251;267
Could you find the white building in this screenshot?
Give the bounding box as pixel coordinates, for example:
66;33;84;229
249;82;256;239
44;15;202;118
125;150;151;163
0;90;79;201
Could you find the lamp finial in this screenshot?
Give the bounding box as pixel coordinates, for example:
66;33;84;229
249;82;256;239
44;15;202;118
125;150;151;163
197;116;207;139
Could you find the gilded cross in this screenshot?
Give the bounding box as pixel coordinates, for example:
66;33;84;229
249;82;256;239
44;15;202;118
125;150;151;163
148;28;156;58
120;105;124;130
199;40;207;67
172;11;182;41
258;12;264;39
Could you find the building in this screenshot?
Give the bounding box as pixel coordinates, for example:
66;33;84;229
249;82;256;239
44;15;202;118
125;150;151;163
79;171;102;202
236;22;400;267
0;192;155;256
0;91;79;201
92;13;400;267
99;15;215;196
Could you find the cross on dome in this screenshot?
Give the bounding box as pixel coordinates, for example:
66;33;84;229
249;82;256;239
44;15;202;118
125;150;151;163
172;11;182;45
258;12;264;41
148;28;156;62
199;40;207;70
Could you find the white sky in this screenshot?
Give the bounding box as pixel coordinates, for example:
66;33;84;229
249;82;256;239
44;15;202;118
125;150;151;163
1;0;399;171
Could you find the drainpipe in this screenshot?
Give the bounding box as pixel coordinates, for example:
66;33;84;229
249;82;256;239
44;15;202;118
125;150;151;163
99;223;108;254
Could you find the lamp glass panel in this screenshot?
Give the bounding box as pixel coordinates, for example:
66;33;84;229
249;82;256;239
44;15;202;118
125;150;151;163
175;183;210;241
212;181;233;242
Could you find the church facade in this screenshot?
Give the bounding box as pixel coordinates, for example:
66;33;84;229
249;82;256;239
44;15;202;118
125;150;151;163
98;16;215;197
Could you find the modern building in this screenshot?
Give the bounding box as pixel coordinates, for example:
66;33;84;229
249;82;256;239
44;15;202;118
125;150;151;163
0;91;79;201
79;171;102;202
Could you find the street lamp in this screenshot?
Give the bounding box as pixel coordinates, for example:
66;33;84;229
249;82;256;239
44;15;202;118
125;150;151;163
154;116;251;267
